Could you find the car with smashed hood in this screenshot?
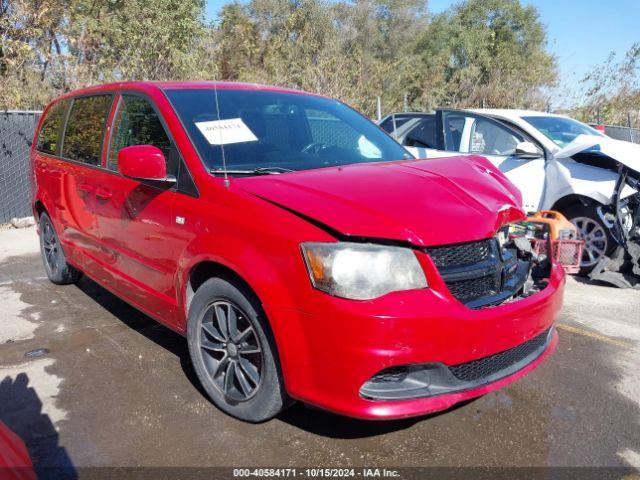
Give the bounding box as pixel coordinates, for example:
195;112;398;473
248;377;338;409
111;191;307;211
381;109;640;273
31;82;564;422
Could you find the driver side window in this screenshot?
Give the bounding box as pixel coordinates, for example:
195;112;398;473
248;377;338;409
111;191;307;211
443;112;524;156
470;118;522;155
108;95;176;175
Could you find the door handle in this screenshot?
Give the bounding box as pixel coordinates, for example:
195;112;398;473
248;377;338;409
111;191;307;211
78;183;94;194
95;188;112;200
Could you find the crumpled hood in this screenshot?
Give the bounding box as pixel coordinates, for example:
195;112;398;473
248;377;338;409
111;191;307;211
554;134;640;174
238;156;525;246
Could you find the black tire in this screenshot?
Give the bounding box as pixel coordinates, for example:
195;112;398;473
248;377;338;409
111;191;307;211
562;204;615;275
187;276;290;422
39;212;82;284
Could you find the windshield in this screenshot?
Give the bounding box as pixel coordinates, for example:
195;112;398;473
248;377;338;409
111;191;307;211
165;88;412;175
523;115;604;148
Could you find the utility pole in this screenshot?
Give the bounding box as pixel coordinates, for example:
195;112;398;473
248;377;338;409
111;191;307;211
376;96;382;121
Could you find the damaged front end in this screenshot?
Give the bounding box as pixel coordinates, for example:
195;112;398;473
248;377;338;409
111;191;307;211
590;165;640;287
426;224;552;309
601;165;640;246
556;134;640;287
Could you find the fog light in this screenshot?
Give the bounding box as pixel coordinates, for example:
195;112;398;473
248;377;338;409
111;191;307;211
360;364;450;400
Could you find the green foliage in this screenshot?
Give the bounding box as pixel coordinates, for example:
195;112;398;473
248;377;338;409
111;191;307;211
571;43;640;128
1;0;208;108
407;0;556;110
1;0;559;116
210;0;427;115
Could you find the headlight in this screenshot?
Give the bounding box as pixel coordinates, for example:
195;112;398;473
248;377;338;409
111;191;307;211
301;242;428;300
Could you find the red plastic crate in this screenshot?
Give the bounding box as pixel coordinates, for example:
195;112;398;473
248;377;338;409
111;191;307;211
531;239;583;275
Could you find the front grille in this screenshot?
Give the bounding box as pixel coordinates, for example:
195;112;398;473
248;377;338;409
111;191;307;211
449;329;550;382
427;239;492;268
446;274;499;301
426;238;501;307
426;237;533;309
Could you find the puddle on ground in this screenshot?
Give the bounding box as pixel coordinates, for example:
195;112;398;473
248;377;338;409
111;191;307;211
0;285;40;343
0;274;69;433
617;449;640;468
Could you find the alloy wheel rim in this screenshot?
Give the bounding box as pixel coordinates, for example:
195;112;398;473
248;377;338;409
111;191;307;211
571;216;608;267
42;221;59;274
199;300;262;402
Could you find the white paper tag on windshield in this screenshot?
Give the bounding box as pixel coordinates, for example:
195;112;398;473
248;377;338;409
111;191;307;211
195;118;258;145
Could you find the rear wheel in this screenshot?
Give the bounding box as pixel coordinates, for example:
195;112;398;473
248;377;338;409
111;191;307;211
562;204;615;274
187;277;290;422
39;212;81;284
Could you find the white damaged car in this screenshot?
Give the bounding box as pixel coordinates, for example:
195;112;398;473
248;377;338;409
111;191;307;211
380;109;640;272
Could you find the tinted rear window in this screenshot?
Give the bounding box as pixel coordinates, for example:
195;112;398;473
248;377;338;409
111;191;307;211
36;100;69;155
63;95;113;165
379;115;413;133
404;117;438;148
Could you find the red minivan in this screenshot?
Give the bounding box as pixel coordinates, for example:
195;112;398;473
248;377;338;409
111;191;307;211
31;82;564;422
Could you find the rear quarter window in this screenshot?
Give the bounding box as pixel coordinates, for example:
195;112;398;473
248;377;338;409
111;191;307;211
36;100;69;155
62;95;113;165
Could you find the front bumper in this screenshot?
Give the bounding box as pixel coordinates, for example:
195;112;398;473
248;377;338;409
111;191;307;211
359;326;555;401
267;257;565;420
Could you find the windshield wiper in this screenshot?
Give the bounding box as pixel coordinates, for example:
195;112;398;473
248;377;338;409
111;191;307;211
254;167;294;174
210;167;294;176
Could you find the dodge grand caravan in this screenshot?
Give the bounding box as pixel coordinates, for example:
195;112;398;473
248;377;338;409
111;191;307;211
31;82;564;422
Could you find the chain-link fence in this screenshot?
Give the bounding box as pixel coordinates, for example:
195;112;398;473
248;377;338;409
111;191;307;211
0;111;41;224
603;125;640;144
589;124;640;144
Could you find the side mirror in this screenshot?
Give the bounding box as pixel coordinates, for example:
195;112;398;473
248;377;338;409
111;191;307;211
117;145;175;183
514;141;542;159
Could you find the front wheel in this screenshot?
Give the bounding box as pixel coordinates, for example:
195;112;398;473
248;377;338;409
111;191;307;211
187;277;290;422
563;204;615;275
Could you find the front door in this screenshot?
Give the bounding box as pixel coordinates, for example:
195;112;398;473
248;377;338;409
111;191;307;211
93;93;183;326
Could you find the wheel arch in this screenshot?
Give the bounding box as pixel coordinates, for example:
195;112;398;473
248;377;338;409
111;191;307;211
175;232;309;396
183;258;295;393
33;200;47;219
550;194;603;214
32;189;56;224
185;260;263;316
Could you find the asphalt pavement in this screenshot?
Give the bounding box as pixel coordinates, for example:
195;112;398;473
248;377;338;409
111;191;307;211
0;227;638;476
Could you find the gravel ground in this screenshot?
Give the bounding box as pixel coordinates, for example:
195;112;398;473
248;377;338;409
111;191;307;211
0;226;638;477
